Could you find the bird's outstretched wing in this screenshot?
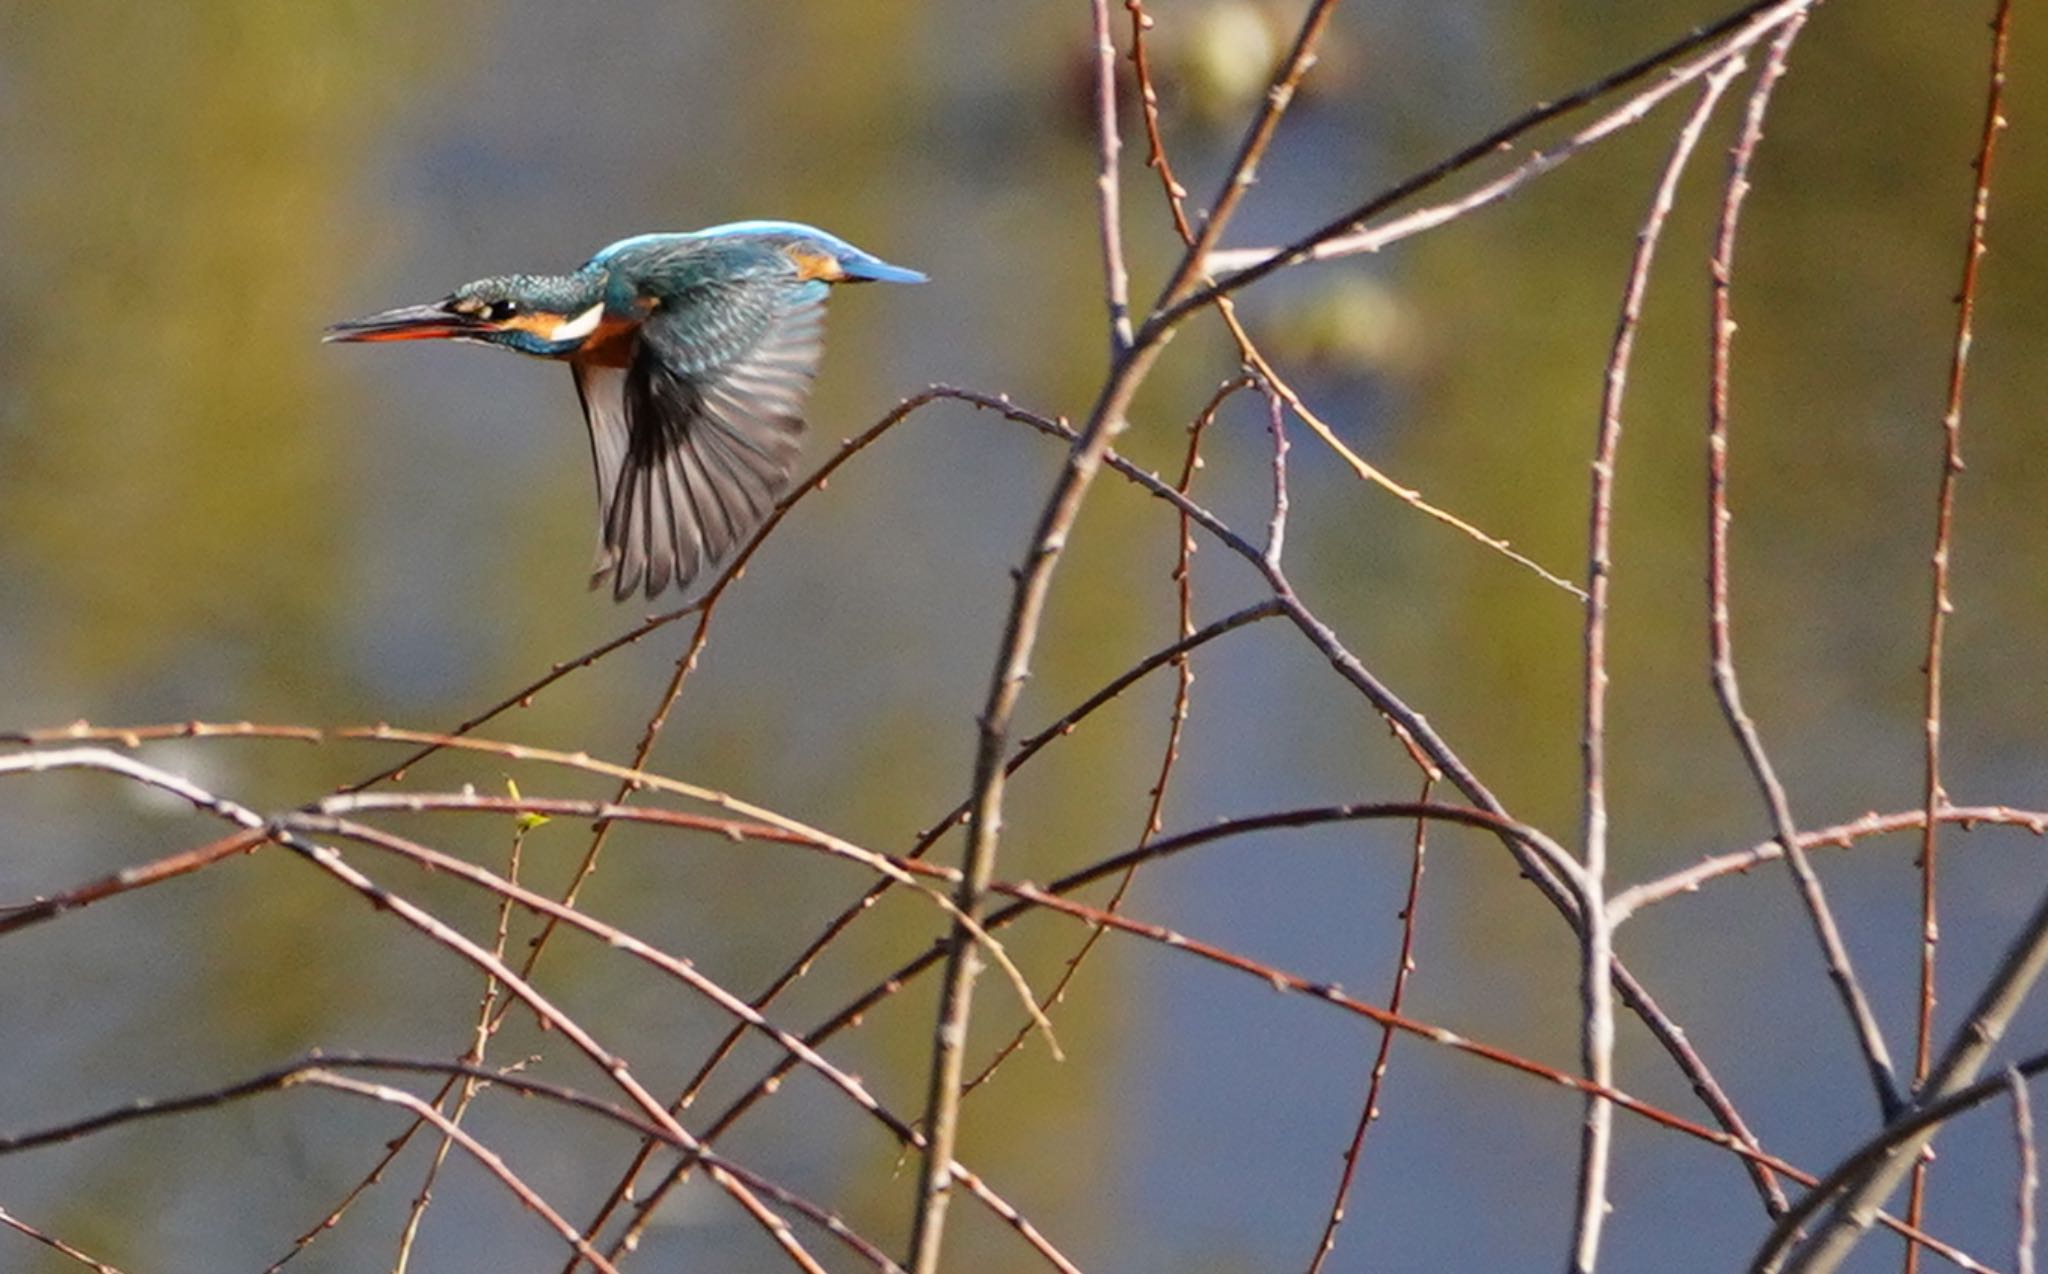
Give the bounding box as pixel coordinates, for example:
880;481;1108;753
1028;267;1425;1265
575;279;827;599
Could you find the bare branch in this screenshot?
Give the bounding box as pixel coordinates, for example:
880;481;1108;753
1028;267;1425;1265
1164;0;1816;323
0;1206;125;1274
960;376;1236;1100
1612;804;2048;920
1778;875;2048;1271
0;720;320;746
1907;0;2019;1253
337;385;1031;792
0;826;266;938
897;0;1349;1248
1152;0;1344;308
1305;779;1435;1274
1704;11;1903;1124
2016;1069;2039;1274
391;807;529;1274
335;728;1056;1054
1009;397;1783;1208
1765;9;2021;1264
2;1055;903;1273
1759;1048;2048;1274
1573;61;1747;1271
1090;0;1133;352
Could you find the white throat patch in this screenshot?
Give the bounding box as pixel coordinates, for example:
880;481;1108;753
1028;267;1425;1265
550;303;605;343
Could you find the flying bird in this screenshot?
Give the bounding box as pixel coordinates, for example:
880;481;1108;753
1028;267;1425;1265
327;221;925;599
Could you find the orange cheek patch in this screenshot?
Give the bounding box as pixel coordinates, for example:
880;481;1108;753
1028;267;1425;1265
786;246;846;281
504;312;566;339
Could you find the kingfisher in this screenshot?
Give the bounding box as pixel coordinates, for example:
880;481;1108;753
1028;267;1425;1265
326;221;925;600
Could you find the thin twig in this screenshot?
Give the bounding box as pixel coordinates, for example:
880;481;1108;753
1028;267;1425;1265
0;1206;125;1274
904;0;1341;1255
1160;0;1816;323
1153;0;1344;306
287;846;830;1274
339;385;1026;793
1201;3;1815;276
1263;382;1290;566
296;800;1061;1274
959;376;1236;1100
267;1123;418;1269
1305;774;1436;1274
508;396;1053;1005
1759;1046;2048;1274
953;1165;1088;1274
307;392;1069;1271
1129;0;1587;601
1693;12;1831;1219
310;1073;625;1274
902;256;1140;1274
3;1055;903;1273
1125;0;1195;241
590;607;1279;1264
1091;0;1133;352
2016;1069;2039;1274
0;747;838;1274
625;797;1589;1225
566;788;1976;1268
1907;0;2016;1260
1574;62;1746;1272
1248;350;1589;597
0;720;321;746
1708;8;1903;1127
1009;400;1786;1218
1611;804;2048;920
391;795;530;1274
335;728;1057;1055
0;826;266;937
294;811;932;1146
994;862;1988;1272
561;392;1262;1263
1774;864;2048;1271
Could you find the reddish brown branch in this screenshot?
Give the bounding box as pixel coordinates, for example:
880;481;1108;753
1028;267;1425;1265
1305;778;1434;1274
960;375;1237;1099
0;826;267;937
1906;0;2017;1261
1008;399;1784;1219
2;1055;902;1274
1703;13;1903;1130
1156;0;1816;326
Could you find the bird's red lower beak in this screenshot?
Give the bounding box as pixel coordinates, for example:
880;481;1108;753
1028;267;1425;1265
324;302;484;343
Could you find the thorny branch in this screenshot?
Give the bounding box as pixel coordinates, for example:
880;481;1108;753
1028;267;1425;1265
1573;59;1748;1272
1;2;2035;1272
1705;13;1906;1125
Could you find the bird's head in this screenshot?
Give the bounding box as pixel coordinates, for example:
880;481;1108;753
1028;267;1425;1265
325;274;607;358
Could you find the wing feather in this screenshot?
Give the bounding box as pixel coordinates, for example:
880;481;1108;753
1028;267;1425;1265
571;362;630;555
572;281;828;599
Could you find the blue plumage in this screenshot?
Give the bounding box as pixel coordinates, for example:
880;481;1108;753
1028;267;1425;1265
327;222;923;598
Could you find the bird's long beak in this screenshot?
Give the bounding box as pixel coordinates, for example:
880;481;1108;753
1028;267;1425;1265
324;302;485;344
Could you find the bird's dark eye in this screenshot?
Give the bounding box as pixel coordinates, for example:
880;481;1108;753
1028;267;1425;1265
482;300;520;322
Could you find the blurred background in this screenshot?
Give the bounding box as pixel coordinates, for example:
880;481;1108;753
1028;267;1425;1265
2;1;2046;1270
